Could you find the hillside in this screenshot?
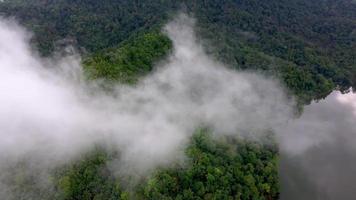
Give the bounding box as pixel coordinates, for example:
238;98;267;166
1;0;355;102
0;0;355;200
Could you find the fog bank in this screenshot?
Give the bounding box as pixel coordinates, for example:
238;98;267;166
2;13;355;200
280;91;356;200
0;14;293;187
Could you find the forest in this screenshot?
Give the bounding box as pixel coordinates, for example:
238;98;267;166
0;0;355;199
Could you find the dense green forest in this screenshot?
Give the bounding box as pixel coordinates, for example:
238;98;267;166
0;0;355;199
83;31;172;84
139;132;279;200
1;0;355;102
5;132;279;200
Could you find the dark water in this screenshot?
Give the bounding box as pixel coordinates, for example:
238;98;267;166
279;91;356;200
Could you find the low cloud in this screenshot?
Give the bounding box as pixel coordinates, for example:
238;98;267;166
0;14;293;174
3;13;355;200
279;91;356;200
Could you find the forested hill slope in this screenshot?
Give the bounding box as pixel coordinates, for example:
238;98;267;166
0;1;356;200
0;0;355;102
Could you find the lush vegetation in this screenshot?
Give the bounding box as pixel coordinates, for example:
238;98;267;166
1;0;355;199
83;31;172;84
3;131;278;200
55;150;127;200
140;131;279;200
1;0;355;102
0;0;177;55
54;132;278;200
186;0;356;102
0;18;281;199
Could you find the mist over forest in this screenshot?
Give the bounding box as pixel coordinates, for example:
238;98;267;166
0;1;355;199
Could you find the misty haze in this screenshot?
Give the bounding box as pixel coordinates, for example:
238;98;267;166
0;1;355;200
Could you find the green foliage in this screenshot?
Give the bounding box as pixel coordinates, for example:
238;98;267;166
140;130;279;200
83;31;172;83
0;162;57;200
183;0;356;102
1;0;355;101
2;132;279;200
54;149;124;200
1;1;356;199
0;0;178;55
